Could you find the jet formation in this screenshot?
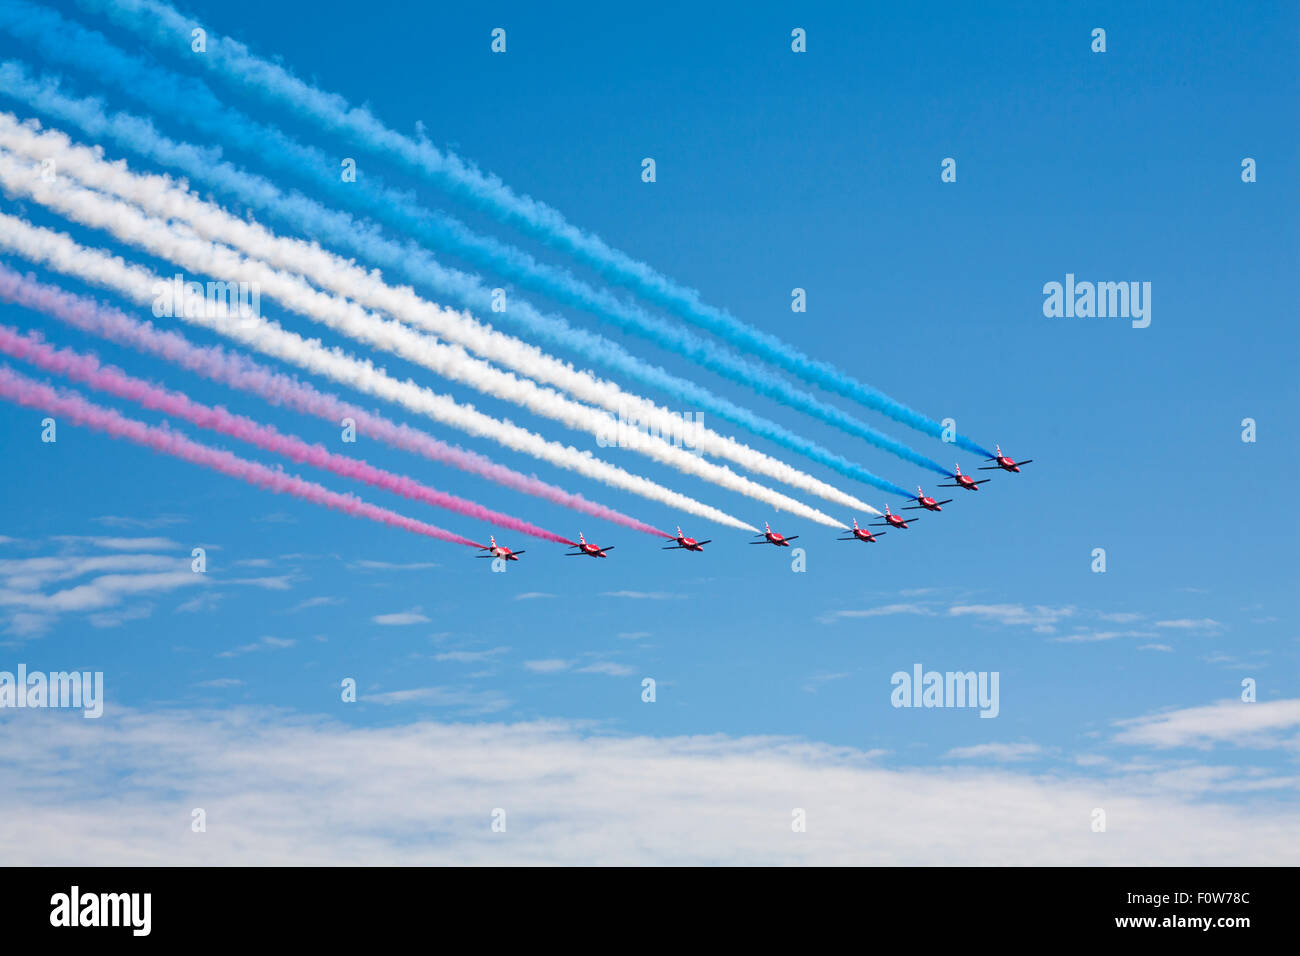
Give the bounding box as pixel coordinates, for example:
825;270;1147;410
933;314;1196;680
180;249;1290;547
473;448;1032;562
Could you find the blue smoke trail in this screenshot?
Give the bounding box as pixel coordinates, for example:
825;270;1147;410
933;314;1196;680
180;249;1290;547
75;0;996;460
0;64;925;500
0;63;951;493
1;0;967;475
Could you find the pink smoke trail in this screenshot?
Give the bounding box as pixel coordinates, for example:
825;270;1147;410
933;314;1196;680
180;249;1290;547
0;324;578;546
0;363;486;548
0;264;671;539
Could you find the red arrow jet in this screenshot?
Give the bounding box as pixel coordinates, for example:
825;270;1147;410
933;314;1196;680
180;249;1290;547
750;521;798;546
564;532;613;558
663;526;710;552
903;486;953;513
476;535;524;561
870;505;915;530
978;444;1033;474
939;464;990;491
838;518;884;543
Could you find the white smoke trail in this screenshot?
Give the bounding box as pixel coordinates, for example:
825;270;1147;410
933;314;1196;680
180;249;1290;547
0;114;880;517
0;210;757;532
0;147;847;529
0;67;912;500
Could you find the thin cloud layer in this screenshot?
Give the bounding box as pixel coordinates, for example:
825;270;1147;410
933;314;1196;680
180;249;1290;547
0;706;1297;865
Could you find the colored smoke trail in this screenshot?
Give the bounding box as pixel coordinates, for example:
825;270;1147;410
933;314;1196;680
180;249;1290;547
0;263;671;538
0;109;888;511
0;324;578;546
0;213;760;532
68;0;994;459
0;364;486;548
0;150;850;528
0;11;962;478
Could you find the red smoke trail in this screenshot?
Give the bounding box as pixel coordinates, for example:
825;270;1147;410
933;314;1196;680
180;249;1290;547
0;363;486;548
0;264;672;539
0;325;578;546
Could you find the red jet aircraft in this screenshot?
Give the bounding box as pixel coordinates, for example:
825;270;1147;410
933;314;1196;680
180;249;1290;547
870;505;915;530
903;486;953;513
663;526;710;552
979;444;1033;474
564;532;613;558
750;521;798;546
939;465;990;491
476;535;524;561
838;518;884;543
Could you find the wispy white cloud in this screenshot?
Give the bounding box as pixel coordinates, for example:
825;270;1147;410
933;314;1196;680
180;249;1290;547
818;603;933;624
361;686;509;714
576;661;635;677
2;611;53;638
175;592;225;614
217;636;296;658
287;596;344;612
1154;618;1222;631
51;535;181;551
802;672;852;693
372;608;430;626
947;604;1075;633
1098;612;1146;624
0;535;305;638
227;575;297;591
524;657;634;677
1050;629;1157;644
88;602;155;629
944;742;1044;761
436;647;509;663
0;570;202;619
601;591;686;600
0;553;185;591
1;706;1296;865
1113;699;1300;750
348;559;439;571
1200;652;1266;671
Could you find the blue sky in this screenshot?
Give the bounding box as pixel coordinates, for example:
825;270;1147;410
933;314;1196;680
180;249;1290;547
0;1;1296;863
